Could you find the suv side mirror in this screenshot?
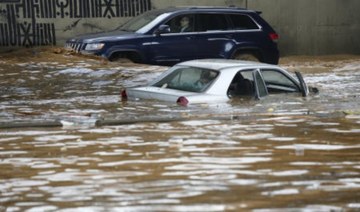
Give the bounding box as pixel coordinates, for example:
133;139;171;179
155;25;170;36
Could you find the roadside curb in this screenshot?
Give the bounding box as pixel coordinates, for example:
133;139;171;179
0;111;347;129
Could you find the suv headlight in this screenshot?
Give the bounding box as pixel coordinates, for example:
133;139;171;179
85;43;105;51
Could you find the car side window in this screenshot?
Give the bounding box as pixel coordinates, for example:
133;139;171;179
164;15;195;33
260;69;300;93
195;14;228;32
228;14;259;30
227;70;254;97
153;67;218;92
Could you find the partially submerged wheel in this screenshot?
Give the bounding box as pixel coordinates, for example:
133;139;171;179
109;52;141;64
114;57;134;63
233;53;260;62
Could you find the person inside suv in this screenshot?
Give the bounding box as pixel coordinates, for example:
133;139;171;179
166;15;193;33
179;16;193;32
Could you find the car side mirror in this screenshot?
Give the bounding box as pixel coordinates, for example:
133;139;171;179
155;25;170;36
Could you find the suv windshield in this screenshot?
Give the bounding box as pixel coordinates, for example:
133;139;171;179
118;10;170;33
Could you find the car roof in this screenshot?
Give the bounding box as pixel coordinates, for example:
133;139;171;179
156;6;259;14
177;59;280;72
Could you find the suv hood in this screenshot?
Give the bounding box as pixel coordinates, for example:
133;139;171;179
67;30;140;43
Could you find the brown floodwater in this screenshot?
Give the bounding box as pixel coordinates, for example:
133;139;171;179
0;48;360;211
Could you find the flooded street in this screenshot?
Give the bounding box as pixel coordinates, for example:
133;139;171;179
1;48;360;211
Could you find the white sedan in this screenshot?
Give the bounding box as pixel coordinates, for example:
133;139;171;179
121;59;312;106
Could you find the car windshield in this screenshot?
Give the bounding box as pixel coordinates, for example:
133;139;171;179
118;10;170;33
152;66;219;92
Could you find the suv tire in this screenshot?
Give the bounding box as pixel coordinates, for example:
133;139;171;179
110;52;141;63
232;52;260;62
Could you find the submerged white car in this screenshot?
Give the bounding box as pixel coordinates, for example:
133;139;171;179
121;59;311;106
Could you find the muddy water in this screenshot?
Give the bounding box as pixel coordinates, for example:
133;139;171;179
0;49;360;211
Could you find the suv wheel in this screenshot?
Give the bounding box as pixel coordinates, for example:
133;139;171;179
110;52;141;63
232;52;260;62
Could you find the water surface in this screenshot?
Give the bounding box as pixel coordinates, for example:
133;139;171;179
0;49;360;211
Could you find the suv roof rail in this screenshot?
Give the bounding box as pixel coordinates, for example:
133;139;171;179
228;5;247;9
228;5;262;14
175;6;249;10
183;6;262;14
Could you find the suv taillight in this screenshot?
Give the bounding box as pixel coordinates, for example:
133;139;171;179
176;96;189;106
121;89;127;100
269;33;279;42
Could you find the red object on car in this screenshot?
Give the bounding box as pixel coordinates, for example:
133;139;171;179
176;96;189;106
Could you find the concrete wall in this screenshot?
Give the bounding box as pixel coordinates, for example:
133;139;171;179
0;0;359;56
248;0;360;56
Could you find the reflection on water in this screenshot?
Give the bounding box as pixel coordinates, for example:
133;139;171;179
0;50;360;211
1;115;360;211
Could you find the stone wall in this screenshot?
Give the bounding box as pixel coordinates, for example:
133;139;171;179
0;0;359;56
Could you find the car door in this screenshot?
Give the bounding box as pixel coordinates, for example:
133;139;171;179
259;68;308;96
227;69;267;99
193;13;232;59
295;71;309;97
252;69;268;99
145;14;199;65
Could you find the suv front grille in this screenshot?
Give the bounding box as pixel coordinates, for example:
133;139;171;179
65;42;86;53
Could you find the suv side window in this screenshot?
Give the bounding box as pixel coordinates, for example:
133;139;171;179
165;15;195;33
195;14;228;32
228;14;259;30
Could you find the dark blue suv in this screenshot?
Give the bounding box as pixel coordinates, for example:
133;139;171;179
65;7;279;65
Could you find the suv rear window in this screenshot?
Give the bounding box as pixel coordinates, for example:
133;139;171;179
228;14;259;30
